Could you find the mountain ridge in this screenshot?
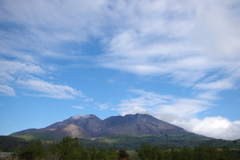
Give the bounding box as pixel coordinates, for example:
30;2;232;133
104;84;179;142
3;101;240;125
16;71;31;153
11;114;190;140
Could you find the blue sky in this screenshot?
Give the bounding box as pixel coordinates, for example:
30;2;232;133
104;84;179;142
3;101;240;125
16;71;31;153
0;0;240;140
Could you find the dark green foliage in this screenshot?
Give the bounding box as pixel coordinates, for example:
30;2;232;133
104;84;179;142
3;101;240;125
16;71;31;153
96;147;108;160
193;145;219;160
49;136;89;160
118;149;129;160
178;146;193;160
18;140;45;160
136;143;161;160
135;143;240;160
3;136;239;160
219;146;239;160
78;134;240;150
0;136;29;151
49;137;118;160
89;145;98;160
109;147;118;160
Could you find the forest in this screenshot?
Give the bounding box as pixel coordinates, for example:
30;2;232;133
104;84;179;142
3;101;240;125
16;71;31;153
1;136;240;160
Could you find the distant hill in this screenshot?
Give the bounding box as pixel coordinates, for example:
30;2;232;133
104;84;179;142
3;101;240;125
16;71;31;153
0;136;28;151
11;114;188;139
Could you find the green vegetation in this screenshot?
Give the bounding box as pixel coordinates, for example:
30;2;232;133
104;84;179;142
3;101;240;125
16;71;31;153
8;136;240;160
18;140;46;160
0;136;28;152
78;134;240;150
2;134;240;152
136;143;240;160
12;132;56;141
16;137;123;160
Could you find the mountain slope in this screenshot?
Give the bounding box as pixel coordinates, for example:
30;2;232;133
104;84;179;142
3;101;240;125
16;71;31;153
101;114;184;136
11;114;193;140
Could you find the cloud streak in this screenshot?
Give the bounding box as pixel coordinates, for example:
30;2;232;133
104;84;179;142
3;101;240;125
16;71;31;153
72;106;84;109
117;89;209;117
17;78;83;99
98;0;240;91
0;85;15;96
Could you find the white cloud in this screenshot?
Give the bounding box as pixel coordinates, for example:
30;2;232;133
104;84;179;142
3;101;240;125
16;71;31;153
98;0;240;90
96;103;110;110
0;59;44;83
17;78;83;99
118;89;209;118
1;0;240;95
164;116;240;140
159;99;209;116
0;0;107;58
149;111;240;140
0;85;15;96
72;106;84;109
84;98;94;102
196;91;219;100
195;79;234;91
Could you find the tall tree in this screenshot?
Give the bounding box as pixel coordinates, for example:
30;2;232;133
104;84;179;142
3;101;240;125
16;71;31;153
118;149;129;160
18;140;45;160
49;136;89;160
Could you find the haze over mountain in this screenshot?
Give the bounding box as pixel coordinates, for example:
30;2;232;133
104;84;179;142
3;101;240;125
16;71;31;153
11;114;187;139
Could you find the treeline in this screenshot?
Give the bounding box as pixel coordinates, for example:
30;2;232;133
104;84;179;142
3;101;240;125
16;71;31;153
16;137;129;160
136;143;240;160
14;136;240;160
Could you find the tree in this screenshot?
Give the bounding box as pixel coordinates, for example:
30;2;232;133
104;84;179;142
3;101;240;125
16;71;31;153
96;147;109;160
136;143;160;160
88;145;97;160
49;136;89;160
18;140;45;160
193;145;218;160
108;147;117;160
177;146;193;160
219;146;239;160
118;149;129;160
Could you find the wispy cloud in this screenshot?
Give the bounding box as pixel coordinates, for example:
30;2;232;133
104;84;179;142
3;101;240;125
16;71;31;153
0;59;44;83
195;79;234;91
1;0;239;99
0;0;106;61
72;106;84;109
95;103;111;110
17;78;83;99
84;98;94;102
0;85;15;96
117;89;209;117
98;0;240;91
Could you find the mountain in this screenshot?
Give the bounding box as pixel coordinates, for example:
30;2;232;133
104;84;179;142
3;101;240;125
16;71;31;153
102;114;184;136
8;114;240;149
11;114;190;140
